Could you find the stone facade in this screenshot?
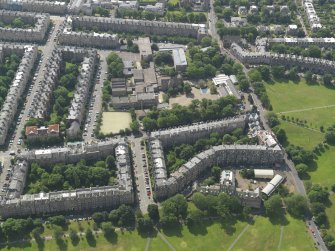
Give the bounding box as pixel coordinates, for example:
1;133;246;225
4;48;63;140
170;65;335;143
265;37;335;48
231;43;335;74
66;50;97;138
59;16;120;49
20;140;120;165
0;44;38;146
154;144;283;200
0;0;67;15
303;0;322;31
0;141;134;218
68;15;207;40
30;46;97;129
150;116;247;147
0;10;50;43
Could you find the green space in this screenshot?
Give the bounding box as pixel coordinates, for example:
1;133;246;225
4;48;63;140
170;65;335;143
233;215;314;251
100;112;132;134
0;17;34;29
326;194;335;236
0;54;20;109
164;220;247;250
309;146;335;188
168;0;179;5
279;121;324;150
0;229;148;251
25;156;117;193
266;79;335;113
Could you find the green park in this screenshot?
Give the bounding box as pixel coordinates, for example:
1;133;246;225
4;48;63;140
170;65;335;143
264;77;335;238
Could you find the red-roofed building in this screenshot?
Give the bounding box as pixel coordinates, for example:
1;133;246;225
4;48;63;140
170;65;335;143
26;124;60;140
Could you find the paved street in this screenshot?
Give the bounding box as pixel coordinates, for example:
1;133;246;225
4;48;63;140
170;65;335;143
9;16;64;152
130;136;154;213
82;50;109;142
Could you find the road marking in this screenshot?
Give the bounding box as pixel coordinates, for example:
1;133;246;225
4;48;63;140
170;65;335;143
226;224;250;251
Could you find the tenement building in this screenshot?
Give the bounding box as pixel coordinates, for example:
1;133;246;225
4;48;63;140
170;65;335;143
66;50;98;138
231;43;335;74
0;141;134;218
59;16;120;49
20;140;120;165
0;10;50;43
0;0;67;14
0;43;38;146
148;115;283;200
68;15;207;40
154;144;283;200
30;46;97;134
150;116;247;147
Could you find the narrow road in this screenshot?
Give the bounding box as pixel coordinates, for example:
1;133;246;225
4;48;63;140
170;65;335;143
131;136;154;213
226;224;250;251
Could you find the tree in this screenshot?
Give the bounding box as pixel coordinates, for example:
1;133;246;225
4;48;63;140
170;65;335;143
308;45;322;58
248;69;262;82
285;194;309;218
295;163;308;177
92;212;106;225
137;218;154;234
272;126;287;145
109;204;136;227
183;83;192;95
48;215;66;227
147;204;160;223
325;127;335;144
101;222;115;236
53;226;63;241
239;79;250;92
211;165;221;182
257;66;271;81
162;194;188;219
323;74;333;87
264;194;282;218
130;120;140;133
105;155;116;170
304;71;314;84
308;184;329;203
271;66;285;79
266;112;280;128
69;228;79;245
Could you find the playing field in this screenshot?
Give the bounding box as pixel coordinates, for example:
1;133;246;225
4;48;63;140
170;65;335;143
100;112;131;134
266;79;335;113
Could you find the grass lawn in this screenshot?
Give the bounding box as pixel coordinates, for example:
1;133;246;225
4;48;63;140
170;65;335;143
1;229;148;251
280;215;316;251
266;79;335;113
326;194;335;236
232;215;315;251
168;0;179;5
279;121;324;150
309;146;335;188
163;220;248;251
281;106;335;130
100;112;131;134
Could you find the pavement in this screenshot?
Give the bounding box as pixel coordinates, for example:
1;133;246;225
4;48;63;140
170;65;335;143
9;16;64;153
130;136;154;213
82;51;108;143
